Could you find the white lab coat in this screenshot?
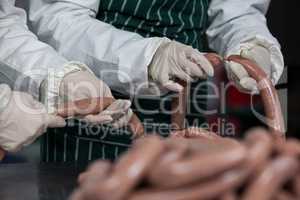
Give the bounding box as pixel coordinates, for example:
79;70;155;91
3;0;284;96
0;0;71;98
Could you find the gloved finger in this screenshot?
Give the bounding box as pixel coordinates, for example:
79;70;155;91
240;77;259;94
47;115;67;128
241;45;272;78
172;66;194;82
189;52;214;77
227;61;249;81
111;109;133;129
83;100;131;124
83;114;113;124
182;58;205;78
101;99;131;115
162;80;184;92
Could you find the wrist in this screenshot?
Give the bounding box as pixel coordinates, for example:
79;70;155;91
227;35;284;85
148;38;171;81
40;62;94;114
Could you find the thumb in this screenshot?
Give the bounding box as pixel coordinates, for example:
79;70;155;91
162;80;184;93
47;114;67;128
240;77;259;93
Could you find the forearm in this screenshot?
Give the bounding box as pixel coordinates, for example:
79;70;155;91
206;0;284;83
28;1;164;95
0;1;68;97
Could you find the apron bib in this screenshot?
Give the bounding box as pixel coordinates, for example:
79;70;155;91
97;0;210;50
41;0;210;164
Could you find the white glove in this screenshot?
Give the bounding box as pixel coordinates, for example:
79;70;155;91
226;37;284;94
0;84;66;152
58;69;133;129
149;40;214;92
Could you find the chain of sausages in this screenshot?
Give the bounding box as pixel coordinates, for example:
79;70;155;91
70;128;299;200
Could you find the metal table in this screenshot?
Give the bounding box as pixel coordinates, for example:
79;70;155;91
0;163;84;200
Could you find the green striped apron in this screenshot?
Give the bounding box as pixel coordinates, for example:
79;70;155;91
42;0;211;164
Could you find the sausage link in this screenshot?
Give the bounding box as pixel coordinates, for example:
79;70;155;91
77;161;112;185
275;191;297;200
86;136;165;200
129;167;250;200
241;156;299;200
276;139;300;157
227;56;285;140
171;80;188;130
220;192;237;200
170;53;224;132
243;128;273;173
56;97;114;118
148;138;246;188
56;97;144;137
170;127;221;140
293;175;300;198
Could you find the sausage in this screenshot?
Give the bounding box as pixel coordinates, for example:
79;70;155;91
227;56;285;140
293;175;300;198
275;191;296;200
241;156;299;200
170;127;221;140
56;97;145;137
275;139;300;157
77;160;112;185
170;53;224;132
171;80;188;130
56;97;114;118
128;114;145;138
148;137;246;188
243;128;273;173
129;167;250;200
220;192;237;200
86;136;165;200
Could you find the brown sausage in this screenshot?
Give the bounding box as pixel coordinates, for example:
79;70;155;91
241;156;299;200
220;192;238;200
56;97;144;137
227;56;285;140
243;128;273;173
293;175;300;198
129;167;250;200
170;53;224;132
170;127;221;140
56;97;114;118
275;191;296;200
77;160;112;185
275;139;300;157
148;137;246;188
171;80;188;130
86;136;165;200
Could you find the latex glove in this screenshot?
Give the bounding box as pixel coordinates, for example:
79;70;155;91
59;70;133;129
149;41;214;92
226;45;273;93
0;84;66;152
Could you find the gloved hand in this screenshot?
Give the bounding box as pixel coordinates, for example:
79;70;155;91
149;40;214;92
0;84;66;152
226;44;273;93
58;69;133;129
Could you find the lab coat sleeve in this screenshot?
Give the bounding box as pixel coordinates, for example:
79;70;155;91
206;0;284;84
28;0;166;95
0;0;70;99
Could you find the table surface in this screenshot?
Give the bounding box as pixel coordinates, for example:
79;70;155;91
0;163;85;200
